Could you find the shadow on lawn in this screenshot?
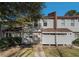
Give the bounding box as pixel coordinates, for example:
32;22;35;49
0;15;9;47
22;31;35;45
56;47;63;57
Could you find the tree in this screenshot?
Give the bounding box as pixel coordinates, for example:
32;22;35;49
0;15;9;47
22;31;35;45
64;10;77;16
0;2;45;45
76;12;79;16
64;10;79;16
0;2;45;28
0;2;44;20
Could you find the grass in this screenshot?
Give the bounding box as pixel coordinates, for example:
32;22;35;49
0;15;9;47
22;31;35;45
59;47;79;57
1;45;79;57
43;46;60;57
43;46;79;57
14;48;34;57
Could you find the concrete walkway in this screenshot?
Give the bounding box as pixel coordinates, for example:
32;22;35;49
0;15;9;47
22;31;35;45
33;44;45;57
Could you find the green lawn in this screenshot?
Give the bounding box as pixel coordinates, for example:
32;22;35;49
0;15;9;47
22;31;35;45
43;46;79;57
1;45;79;57
59;47;79;57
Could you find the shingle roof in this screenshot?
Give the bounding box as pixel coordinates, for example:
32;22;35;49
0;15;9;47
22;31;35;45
2;27;22;32
42;28;72;32
57;16;79;19
42;16;79;19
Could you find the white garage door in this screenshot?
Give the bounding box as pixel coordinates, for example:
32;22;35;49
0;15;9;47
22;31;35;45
41;33;67;44
42;33;55;44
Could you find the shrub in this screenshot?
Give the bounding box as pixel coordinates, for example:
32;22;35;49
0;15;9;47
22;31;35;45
0;37;22;49
72;38;79;46
0;38;9;49
13;37;22;45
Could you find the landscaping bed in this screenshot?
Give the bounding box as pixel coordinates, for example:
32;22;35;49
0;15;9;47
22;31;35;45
0;37;22;50
43;46;79;57
0;36;35;57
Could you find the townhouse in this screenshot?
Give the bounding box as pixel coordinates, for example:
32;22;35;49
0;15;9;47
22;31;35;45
33;12;79;46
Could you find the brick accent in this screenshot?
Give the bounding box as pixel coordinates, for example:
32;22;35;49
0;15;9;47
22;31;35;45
48;12;57;29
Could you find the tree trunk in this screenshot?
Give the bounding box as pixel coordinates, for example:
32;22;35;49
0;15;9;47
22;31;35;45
0;24;2;39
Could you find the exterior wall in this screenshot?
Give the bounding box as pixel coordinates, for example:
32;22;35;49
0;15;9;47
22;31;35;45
57;19;79;32
39;19;54;28
74;33;79;39
37;18;79;45
39;19;79;32
41;32;75;45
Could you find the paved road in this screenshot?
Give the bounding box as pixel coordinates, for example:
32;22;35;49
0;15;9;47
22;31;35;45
33;44;45;57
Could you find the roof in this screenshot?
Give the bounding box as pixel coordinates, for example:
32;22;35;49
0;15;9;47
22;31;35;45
57;16;79;19
42;28;72;32
45;11;79;19
2;27;22;32
42;16;79;19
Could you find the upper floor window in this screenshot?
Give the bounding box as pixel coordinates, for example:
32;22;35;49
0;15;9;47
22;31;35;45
78;19;79;22
71;20;75;26
43;20;47;26
61;19;65;26
38;23;41;28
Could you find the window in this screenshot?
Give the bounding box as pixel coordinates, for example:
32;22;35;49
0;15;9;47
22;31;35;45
71;20;75;26
43;33;49;35
70;33;72;35
43;20;47;26
61;19;65;26
6;33;8;37
71;23;74;26
9;33;12;37
29;36;32;38
43;33;67;35
6;33;12;37
38;23;41;28
78;19;79;22
56;33;67;35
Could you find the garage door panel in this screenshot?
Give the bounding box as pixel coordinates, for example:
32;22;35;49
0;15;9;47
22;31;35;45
41;33;71;45
57;35;63;44
42;35;55;44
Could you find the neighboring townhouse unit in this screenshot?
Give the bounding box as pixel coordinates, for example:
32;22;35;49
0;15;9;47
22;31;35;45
34;12;79;46
0;20;23;39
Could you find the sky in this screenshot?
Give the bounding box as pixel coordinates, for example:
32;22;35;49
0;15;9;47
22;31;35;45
42;2;79;16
